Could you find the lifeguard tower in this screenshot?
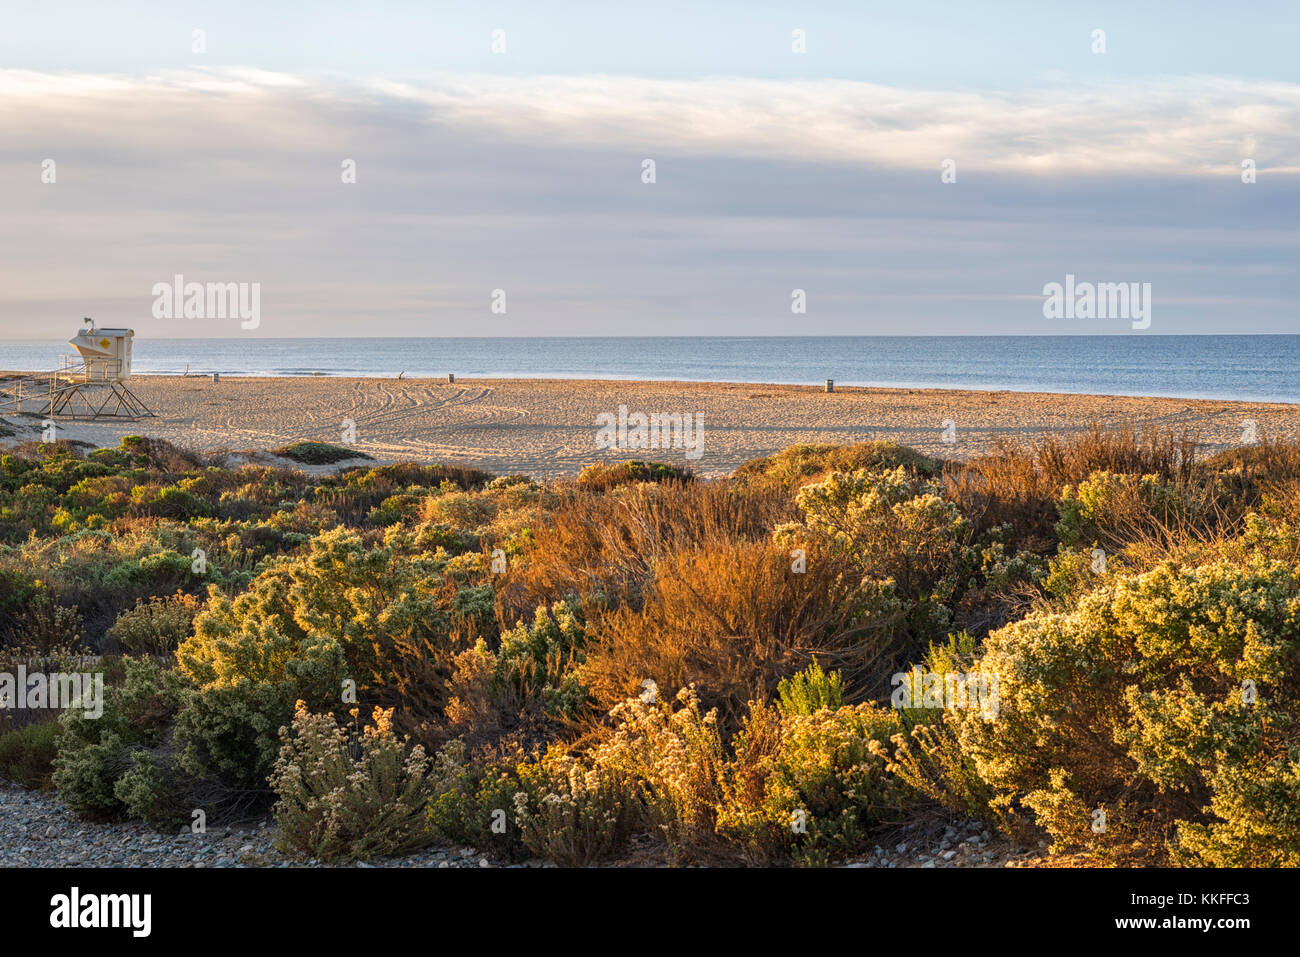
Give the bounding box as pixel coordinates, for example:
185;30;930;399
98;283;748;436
0;319;155;420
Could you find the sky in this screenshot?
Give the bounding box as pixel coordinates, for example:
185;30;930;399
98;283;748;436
0;0;1297;338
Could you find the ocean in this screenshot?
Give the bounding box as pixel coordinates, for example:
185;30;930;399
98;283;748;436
1;336;1297;404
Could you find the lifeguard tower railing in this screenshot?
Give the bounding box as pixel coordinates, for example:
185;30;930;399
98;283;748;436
59;354;127;384
0;357;155;421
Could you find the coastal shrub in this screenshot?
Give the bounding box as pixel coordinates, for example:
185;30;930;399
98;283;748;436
512;747;637;866
129;482;210;519
54;662;294;823
52;659;185;819
412;521;475;555
734;441;940;491
940;426;1198;550
779;466;1051;642
113;750;185;827
112;435;206;472
716;701;909;866
776;660;844;716
426;739;531;860
1054;470;1209;552
774;466;974;647
579;540;903;727
0;567;47;622
274;442;371;465
0;718;62;789
0;597;84;653
441;595;586;747
872;635;1004;827
777;465;971;593
575;460;693;492
494;599;589;719
270;703;436;861
107;591;203;656
178;527;461;735
951;558;1300;865
368;493;423;526
172;680;300;790
503;479;793;618
589;686;729;859
178;572;346;702
586;677;916;865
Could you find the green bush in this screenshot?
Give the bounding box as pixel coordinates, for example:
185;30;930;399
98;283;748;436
274;442;371;465
426;739;531;860
513;747;636;866
270;703;436;861
173;680;299;790
179;528;449;711
494;599;589;719
952;557;1300;865
53;655;295;822
734;441;940;491
776;660;844;716
0;568;46;622
774;465;972;646
113;750;184;826
1054;470;1199;548
576;460;693;491
717;701;909;865
53;659;184;818
107;592;203;656
0;719;62;789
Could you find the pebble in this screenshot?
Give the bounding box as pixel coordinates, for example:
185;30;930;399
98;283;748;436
6;781;1032;870
841;819;1033;870
1;783;507;869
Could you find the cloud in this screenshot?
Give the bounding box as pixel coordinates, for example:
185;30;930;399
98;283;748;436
5;69;1300;174
0;69;1296;337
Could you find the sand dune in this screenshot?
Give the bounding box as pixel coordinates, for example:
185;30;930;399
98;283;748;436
3;375;1297;478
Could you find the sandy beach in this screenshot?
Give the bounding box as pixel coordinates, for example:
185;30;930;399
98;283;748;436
3;375;1297;478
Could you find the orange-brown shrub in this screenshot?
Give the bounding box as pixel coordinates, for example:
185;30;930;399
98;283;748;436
578;540;904;731
499;479;794;620
943;424;1201;548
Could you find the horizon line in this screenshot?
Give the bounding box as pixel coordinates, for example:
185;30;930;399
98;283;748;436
3;332;1298;343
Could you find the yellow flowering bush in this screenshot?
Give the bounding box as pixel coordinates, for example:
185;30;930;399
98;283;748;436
270;702;437;861
589;686;728;858
952;557;1300;865
717;701;909;865
425;739;531;861
513;748;637;866
777;466;971;596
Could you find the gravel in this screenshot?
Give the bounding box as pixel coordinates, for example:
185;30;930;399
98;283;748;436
841;819;1036;869
0;783;533;868
5;782;1036;868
